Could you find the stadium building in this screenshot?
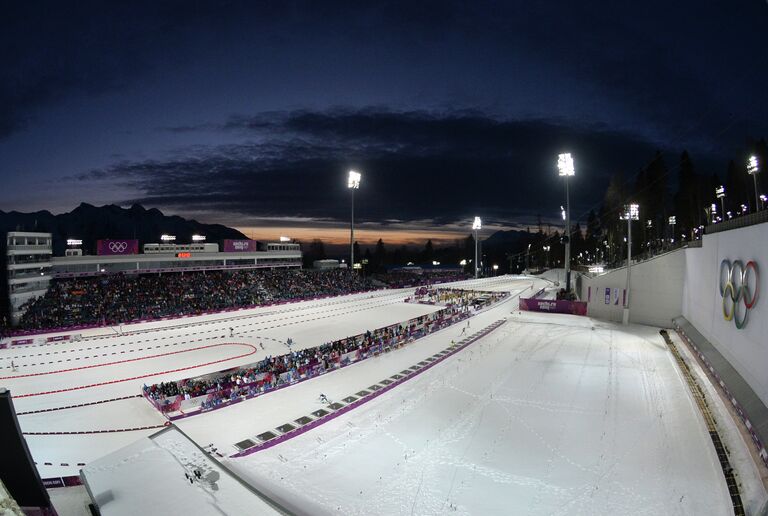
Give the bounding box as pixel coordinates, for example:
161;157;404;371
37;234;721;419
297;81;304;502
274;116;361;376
2;234;301;324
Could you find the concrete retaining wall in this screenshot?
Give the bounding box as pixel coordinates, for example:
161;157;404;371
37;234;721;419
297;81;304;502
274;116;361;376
579;249;686;327
682;222;768;407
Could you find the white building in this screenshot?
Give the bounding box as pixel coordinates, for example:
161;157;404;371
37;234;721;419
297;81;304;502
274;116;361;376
5;232;53;324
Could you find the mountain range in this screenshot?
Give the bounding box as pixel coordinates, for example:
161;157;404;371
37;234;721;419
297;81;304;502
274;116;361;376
0;203;246;255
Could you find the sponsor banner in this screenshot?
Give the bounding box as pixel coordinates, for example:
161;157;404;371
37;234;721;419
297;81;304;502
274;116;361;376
223;239;257;252
46;335;71;343
12;338;34;346
42;476;83;488
519;297;588;316
42;478;64;488
97;239;139;256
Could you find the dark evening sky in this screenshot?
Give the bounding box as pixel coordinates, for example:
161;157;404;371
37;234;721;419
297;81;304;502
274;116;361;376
2;1;767;244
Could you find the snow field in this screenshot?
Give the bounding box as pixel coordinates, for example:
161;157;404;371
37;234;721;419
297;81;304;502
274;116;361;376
0;276;534;477
222;313;732;515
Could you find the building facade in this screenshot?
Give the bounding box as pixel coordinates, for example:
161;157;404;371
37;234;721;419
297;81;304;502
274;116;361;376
5;232;53;324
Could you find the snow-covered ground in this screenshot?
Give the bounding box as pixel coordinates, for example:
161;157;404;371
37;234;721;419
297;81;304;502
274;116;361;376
216;311;733;515
81;426;279;516
0;274;756;515
0;276;531;478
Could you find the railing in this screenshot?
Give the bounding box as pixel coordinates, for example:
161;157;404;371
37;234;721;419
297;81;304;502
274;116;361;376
705;209;768;235
7;244;51;251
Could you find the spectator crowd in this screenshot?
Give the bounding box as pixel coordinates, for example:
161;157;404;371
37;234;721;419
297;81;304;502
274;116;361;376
376;269;468;288
17;269;371;330
143;306;467;413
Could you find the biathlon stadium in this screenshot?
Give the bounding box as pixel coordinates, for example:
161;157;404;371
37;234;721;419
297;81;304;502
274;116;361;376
1;215;767;516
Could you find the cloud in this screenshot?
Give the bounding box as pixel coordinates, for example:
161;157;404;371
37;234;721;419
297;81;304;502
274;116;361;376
75;108;674;227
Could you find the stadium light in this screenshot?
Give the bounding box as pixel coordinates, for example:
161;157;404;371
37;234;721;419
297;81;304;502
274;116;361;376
347;170;361;271
557;153;574;293
191;234;206;242
668;216;676;248
557;153;575;177
279;236;291;242
715;185;725;198
715;185;726;216
472;217;482;279
348;170;361;189
747;156;760;211
493;264;499;276
760;194;767;210
620;203;639;325
66;239;82;246
160;234;176;242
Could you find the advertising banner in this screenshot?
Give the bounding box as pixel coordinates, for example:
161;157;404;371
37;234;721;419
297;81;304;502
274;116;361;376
223;239;257;252
97;239;139;256
519;297;588;316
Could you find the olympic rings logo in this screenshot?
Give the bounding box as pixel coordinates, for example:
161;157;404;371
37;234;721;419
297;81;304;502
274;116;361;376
719;259;759;329
108;241;129;253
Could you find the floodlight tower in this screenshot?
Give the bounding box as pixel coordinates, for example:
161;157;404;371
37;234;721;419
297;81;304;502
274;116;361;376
668;216;676;248
348;170;361;270
715;185;726;218
747;156;760;211
557;153;575;292
621;204;639;324
472;216;482;279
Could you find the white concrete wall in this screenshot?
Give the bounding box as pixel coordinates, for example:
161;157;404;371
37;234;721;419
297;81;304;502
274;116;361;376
580;249;686;327
682;222;768;407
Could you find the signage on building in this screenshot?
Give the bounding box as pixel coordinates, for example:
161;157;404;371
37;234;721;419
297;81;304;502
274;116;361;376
96;239;139;256
223;239;257;252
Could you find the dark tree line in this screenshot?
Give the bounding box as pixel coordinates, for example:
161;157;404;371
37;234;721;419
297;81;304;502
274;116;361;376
301;140;766;274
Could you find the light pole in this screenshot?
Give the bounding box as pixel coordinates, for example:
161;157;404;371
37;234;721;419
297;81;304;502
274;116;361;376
748;156;760;211
543;245;550;268
668;216;676;249
348;170;361;270
621;203;639;325
525;243;531;273
715;185;726;218
472;216;482;279
557;153;575;292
